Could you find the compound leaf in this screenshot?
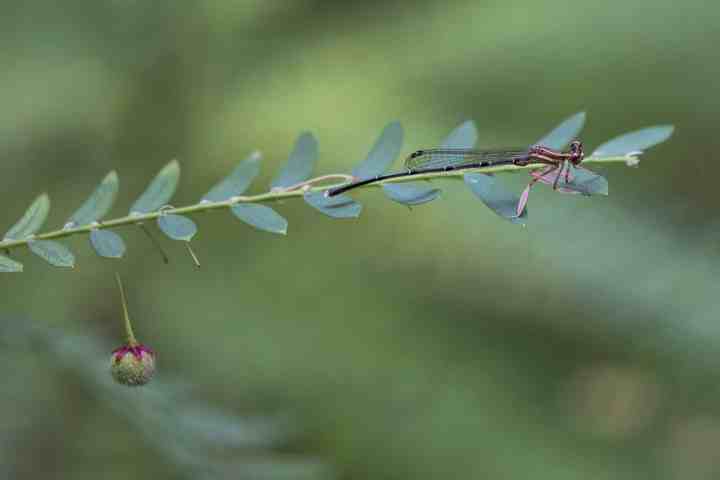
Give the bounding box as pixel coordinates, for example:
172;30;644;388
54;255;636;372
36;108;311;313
441;120;478;149
270;133;318;189
351;121;403;179
382;183;441;206
231;204;287;235
535;112;586;150
4;194;50;240
202;152;261;202
68;171;119;226
157;214;197;241
29;240;75;268
464;173;526;224
130;160;180;214
304;191;362;218
0;255;23;272
590;125;674;157
90;229;126;258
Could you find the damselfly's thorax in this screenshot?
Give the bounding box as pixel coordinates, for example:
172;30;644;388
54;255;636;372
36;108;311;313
526;141;584;165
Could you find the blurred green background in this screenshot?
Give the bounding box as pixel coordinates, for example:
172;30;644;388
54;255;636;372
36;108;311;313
2;0;719;479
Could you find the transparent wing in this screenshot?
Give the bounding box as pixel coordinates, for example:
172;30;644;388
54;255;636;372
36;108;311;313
404;148;527;171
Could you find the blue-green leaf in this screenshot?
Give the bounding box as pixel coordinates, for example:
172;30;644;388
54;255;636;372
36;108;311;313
590;125;674;157
67;171;119;226
157;214;197;241
440;120;478;149
382;183;441;206
231;204;287;235
29;240;75;268
535;112;586;150
464;173;526;224
130;160;180;214
270;133;318;189
4;194;50;240
303;191;362;218
90;229;126;258
0;255;23;272
202;152;261;202
351;122;403;179
561;166;609;196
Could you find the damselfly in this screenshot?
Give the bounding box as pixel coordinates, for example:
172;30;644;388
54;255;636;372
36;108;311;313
326;141;589;209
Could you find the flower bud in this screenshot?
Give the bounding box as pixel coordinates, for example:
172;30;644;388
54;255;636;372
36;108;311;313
110;344;156;386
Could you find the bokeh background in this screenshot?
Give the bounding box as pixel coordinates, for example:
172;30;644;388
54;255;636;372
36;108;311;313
1;1;718;479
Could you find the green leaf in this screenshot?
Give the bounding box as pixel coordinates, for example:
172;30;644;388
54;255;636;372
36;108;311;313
130;160;180;214
382;183;441;206
590;125;674;157
202;152;261;202
464;173;526;224
4;194;51;240
157;214;197;241
303;191;362;218
440;120;478;149
29;240;75;268
0;255;23;272
67;171;119;226
90;229;126;258
535;112;586;150
351;122;403;179
231;204;287;235
270;132;318;189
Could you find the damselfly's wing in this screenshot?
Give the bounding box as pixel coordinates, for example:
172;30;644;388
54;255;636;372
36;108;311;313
404;148;527;171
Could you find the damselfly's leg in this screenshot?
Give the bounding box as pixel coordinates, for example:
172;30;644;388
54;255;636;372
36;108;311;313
564;161;572;184
552;162;566;190
516;165;557;216
530;165;557;188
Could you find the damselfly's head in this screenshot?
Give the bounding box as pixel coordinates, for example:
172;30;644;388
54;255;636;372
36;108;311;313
569;140;584;165
408;149;425;159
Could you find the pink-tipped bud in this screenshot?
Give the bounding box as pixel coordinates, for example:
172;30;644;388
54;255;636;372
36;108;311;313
110;344;156;386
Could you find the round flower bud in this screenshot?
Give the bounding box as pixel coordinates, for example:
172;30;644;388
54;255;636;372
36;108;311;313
110;344;156;386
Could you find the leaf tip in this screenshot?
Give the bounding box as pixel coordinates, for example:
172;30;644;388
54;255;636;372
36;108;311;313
37;192;51;207
160;159;181;178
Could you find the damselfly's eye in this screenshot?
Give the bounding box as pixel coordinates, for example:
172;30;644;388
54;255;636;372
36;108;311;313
411;150;424;158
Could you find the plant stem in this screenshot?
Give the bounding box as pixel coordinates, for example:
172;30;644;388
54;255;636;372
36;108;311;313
0;156;632;251
139;223;170;264
115;272;137;346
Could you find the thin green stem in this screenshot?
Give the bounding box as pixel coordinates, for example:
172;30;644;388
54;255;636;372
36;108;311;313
0;156;632;251
184;243;201;268
280;173;355;192
115;272;137;346
139;223;170;264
